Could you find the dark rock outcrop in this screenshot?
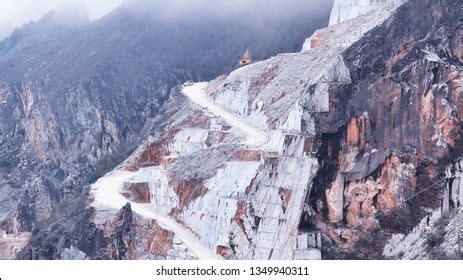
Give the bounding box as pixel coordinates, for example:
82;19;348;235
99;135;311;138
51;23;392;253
306;0;463;259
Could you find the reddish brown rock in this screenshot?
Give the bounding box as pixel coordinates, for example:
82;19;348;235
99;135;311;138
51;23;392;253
312;29;335;49
216;246;231;258
170;177;208;210
148;224;175;257
121;182;151;203
233;150;262;162
103;205;175;260
177;113;212;130
308;0;463;258
280;188;293;209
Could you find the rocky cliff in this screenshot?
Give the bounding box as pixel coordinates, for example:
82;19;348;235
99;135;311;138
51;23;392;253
0;1;332;260
311;0;462;259
4;0;463;260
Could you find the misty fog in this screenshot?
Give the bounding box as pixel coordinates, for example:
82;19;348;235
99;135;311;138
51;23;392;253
0;0;333;39
0;0;124;38
128;0;333;18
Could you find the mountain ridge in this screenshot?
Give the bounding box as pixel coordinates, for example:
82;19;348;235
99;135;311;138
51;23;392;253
2;0;463;260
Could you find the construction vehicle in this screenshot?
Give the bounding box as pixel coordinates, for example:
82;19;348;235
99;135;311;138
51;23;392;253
239;50;253;66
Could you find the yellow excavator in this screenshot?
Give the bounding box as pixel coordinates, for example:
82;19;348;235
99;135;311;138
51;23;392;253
239;49;253;66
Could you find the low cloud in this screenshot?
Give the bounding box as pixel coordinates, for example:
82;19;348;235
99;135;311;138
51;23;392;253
0;0;333;39
0;0;124;38
129;0;333;21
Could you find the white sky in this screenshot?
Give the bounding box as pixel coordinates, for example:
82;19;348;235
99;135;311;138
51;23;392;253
0;0;124;39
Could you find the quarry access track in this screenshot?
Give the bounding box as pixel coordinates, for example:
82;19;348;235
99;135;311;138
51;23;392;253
90;81;268;261
182;82;268;147
91;170;221;260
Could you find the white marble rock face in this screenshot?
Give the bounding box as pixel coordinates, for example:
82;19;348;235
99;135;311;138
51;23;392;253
89;0;409;261
329;0;404;26
302;0;405;52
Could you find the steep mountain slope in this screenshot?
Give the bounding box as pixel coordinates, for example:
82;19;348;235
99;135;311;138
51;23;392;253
5;0;462;260
94;0;460;260
0;1;332;259
0;5;89;56
16;0;405;260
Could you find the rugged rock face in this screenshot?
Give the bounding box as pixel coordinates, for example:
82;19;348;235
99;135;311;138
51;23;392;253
383;158;463;260
4;0;462;260
0;1;332;260
309;0;463;259
42;0;407;260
